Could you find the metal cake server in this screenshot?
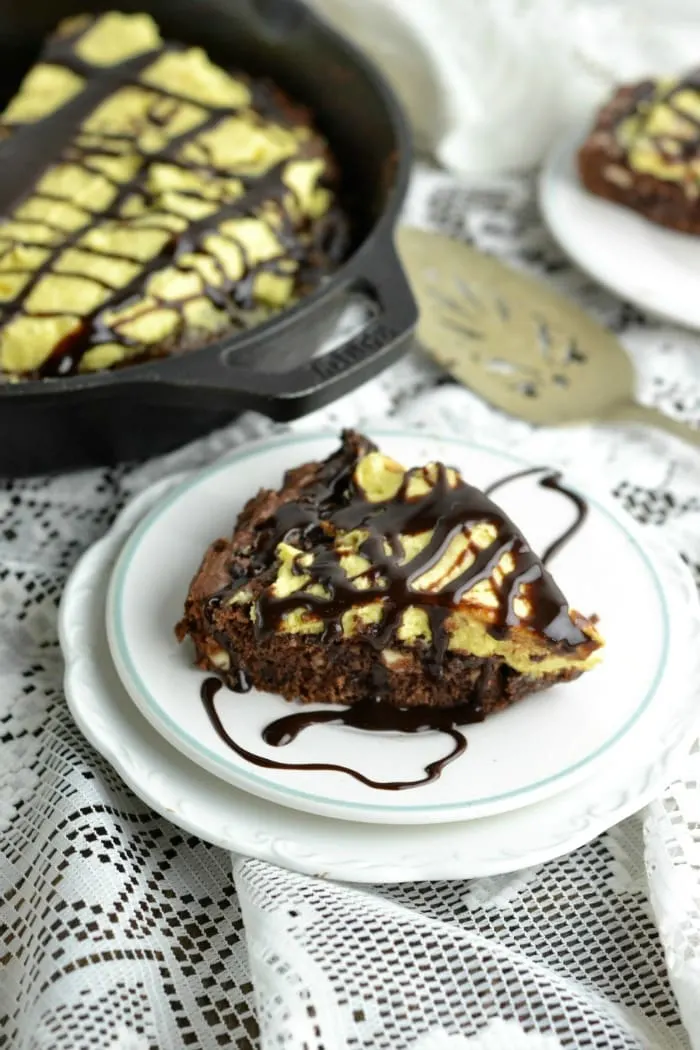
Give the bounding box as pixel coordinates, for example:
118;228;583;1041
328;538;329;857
397;227;700;448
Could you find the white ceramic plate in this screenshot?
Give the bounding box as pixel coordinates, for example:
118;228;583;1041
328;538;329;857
540;125;700;329
104;430;694;825
60;479;700;883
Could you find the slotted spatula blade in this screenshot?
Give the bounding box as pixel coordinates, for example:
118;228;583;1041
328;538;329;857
397;227;700;447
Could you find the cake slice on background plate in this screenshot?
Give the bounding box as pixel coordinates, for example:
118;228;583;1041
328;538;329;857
578;69;700;234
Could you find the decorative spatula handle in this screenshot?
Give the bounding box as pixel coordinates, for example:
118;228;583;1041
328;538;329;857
603;399;700;448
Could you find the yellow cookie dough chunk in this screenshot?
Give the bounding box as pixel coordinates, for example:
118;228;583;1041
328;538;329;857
148;268;203;302
37;165;117;213
54;249;140;289
79;344;127;372
14;198;90;233
182;116;297;171
220;218;283;264
143;48;250;109
0;272;32;302
2;64;83;125
73;12;161;67
254;272;294;307
25;274;109;316
79;223;170;262
284;159;331;218
116;307;180;345
0;316;79;373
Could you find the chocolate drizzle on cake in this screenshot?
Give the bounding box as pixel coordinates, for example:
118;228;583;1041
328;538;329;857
0;15;348;377
484;466;588;566
613;70;700;166
242;439;591;680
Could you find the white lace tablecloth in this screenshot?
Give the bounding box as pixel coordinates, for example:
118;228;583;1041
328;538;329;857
3;167;700;1050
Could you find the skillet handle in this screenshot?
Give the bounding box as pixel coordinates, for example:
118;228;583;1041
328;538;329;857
151;240;417;421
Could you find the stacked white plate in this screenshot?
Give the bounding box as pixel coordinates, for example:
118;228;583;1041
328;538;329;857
60;430;700;883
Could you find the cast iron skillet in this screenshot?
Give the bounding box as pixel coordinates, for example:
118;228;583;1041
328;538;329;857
0;0;416;474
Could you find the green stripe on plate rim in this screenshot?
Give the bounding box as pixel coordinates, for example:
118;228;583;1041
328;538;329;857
107;428;669;814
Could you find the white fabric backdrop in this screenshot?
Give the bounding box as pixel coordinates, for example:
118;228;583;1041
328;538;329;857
310;0;700;172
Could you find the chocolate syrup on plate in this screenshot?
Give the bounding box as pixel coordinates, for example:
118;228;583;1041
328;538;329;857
484;466;588;566
201;676;475;791
197;448;592;791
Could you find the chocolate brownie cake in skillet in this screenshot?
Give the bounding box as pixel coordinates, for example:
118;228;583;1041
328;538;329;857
177;432;603;719
578;69;700;233
0;11;348;379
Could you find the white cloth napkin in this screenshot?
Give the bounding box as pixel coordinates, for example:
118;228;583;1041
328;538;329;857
309;0;700;173
3;164;700;1048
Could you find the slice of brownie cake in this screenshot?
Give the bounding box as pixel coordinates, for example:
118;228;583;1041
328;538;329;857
176;431;602;717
